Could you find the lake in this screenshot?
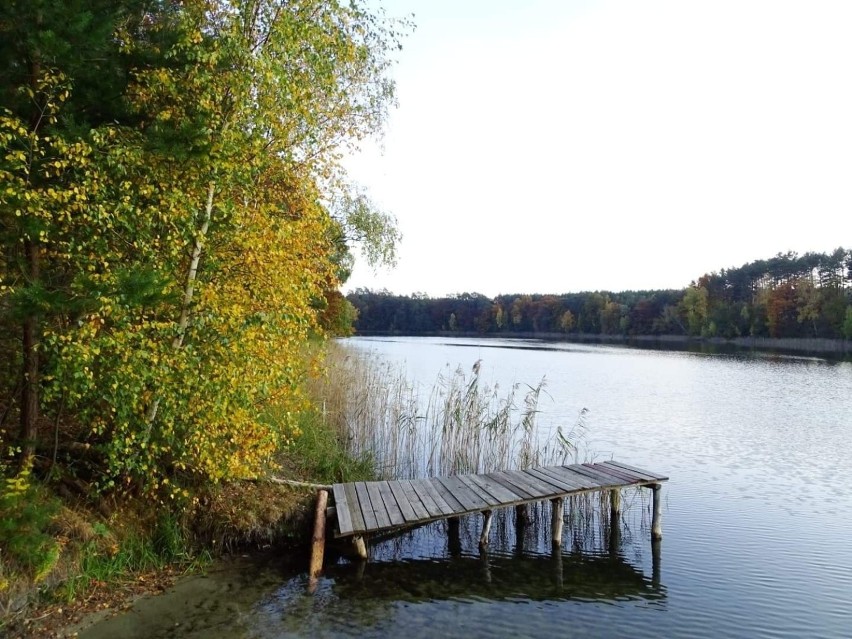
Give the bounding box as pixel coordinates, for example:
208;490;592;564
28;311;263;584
81;336;852;639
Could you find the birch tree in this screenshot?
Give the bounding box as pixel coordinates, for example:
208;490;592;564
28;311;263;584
1;0;406;493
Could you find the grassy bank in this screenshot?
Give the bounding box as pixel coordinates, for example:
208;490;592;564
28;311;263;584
3;340;593;637
0;351;377;637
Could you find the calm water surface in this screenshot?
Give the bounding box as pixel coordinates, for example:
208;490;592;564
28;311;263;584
83;337;852;639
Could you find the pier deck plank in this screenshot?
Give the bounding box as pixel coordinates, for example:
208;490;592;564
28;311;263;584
332;461;667;538
389;481;420;523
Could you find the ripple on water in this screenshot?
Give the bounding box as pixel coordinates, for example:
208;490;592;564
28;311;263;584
80;340;852;639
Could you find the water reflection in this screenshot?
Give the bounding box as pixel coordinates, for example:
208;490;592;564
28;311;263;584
79;337;852;638
363;334;852;362
326;547;663;606
313;504;665;627
80;503;665;639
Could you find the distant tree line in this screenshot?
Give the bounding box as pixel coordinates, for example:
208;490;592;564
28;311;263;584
347;248;852;340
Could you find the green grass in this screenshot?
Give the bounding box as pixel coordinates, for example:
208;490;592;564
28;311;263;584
0;475;62;585
60;513;207;602
285;408;375;484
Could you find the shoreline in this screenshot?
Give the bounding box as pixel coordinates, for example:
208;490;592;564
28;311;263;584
349;331;852;357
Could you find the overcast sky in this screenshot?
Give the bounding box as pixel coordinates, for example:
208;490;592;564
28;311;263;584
343;0;852;297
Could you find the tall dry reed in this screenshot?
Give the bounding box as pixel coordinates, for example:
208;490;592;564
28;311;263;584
306;342;587;480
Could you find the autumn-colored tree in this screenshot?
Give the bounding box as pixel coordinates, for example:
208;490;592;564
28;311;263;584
559;310;575;332
1;0;405;493
766;281;799;338
680;285;709;336
796;279;821;336
494;303;506;329
843;307;852;340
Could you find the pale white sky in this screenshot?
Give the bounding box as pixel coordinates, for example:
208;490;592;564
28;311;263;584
344;0;852;297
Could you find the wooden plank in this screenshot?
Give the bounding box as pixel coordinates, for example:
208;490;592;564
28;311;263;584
399;480;431;520
353;482;377;531
343;483;366;534
544;465;603;489
585;462;642;485
575;464;625;488
558;465;609;488
486;471;532;498
412;478;457;516
566;464;624;488
535;465;589;490
378;481;406;527
602;460;668;482
332;484;354;536
457;474;501;507
501;469;557;497
366;481;392;530
506;470;559;499
408;479;443;518
524;468;576;498
486;471;537;500
467;473;525;504
437;476;487;512
388;481;420;523
526;467;583;493
588;462;639;483
426;477;466;514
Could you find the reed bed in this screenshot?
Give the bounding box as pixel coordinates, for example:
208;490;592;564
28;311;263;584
307;342;587;480
307;342;654;555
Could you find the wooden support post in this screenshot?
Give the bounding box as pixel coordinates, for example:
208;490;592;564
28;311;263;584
609;488;622;555
651;538;662;589
552;540;563;590
651;483;663;540
479;510;493;547
447;516;461;556
480;546;491;581
308;489;329;591
551;497;564;547
352;535;368;560
355;556;367;581
610;488;621;522
515;504;527;555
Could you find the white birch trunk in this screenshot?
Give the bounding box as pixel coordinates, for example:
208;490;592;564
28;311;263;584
145;180;216;425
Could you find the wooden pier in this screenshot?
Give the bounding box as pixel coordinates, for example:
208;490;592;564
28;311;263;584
317;461;667;566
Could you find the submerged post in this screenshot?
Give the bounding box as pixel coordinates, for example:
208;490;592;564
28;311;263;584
479;510;493;547
610;488;621;523
515;504;528;554
448;516;461;556
551;497;564;547
651;538;662;588
552;540;563;590
308;489;329;589
352;535;368;560
651;483;663;540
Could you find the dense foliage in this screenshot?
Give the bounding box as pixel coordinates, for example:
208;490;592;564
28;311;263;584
348;249;852;340
0;0;402;508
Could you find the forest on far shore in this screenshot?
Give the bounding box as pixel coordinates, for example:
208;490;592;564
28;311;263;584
347;248;852;340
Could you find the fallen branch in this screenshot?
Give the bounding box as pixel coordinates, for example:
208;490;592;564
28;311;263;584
268;477;333;490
